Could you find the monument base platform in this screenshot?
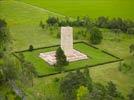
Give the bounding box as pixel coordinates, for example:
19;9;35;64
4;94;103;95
39;49;88;65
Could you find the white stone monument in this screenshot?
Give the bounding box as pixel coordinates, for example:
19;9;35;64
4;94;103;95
61;27;73;56
39;26;88;65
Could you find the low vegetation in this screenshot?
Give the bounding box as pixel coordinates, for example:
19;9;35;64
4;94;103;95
55;47;69;67
0;0;134;99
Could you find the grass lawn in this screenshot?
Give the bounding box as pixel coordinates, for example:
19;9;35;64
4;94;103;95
97;29;134;59
19;0;134;19
0;0;61;51
19;42;118;76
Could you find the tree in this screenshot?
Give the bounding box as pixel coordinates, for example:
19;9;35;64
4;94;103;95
106;81;118;97
28;45;34;51
0;19;10;49
129;44;134;56
55;47;68;67
128;88;134;100
76;86;89;100
97;16;109;28
89;83;106;100
60;70;90;100
46;16;59;26
89;27;103;44
0;19;7;28
108;18;127;32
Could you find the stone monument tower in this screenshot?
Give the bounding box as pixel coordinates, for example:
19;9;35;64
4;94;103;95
39;26;88;65
61;27;73;56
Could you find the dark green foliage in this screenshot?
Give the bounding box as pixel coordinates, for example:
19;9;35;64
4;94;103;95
89;83;106;100
58;17;72;26
128;88;134;100
108;18;127;32
46;16;59;26
55;47;68;67
127;28;134;34
60;70;91;100
45;16;134;34
54;77;60;82
129;44;134;56
0;49;4;58
83;68;92;91
0;19;10;49
89;27;103;44
28;45;34;51
106;81;118;97
96;16;109;28
0;19;7;28
2;57;18;82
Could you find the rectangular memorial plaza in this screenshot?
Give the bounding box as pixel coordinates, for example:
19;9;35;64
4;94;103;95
16;42;119;76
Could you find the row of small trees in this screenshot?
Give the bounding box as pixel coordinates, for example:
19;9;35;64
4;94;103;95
59;69;134;100
43;16;134;34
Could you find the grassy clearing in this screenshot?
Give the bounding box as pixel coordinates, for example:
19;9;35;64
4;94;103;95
0;1;61;51
20;43;117;76
96;29;134;59
19;0;134;19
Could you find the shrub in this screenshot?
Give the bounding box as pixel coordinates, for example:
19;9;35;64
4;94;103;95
96;16;109;28
28;45;34;51
55;47;68;67
0;19;7;28
46;16;59;26
89;27;103;44
111;29;122;33
54;77;60;82
0;50;4;58
127;28;134;34
60;71;91;100
129;44;134;56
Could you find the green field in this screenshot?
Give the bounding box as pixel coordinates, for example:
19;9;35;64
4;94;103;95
0;0;134;99
0;0;61;51
20;43;117;76
20;0;134;19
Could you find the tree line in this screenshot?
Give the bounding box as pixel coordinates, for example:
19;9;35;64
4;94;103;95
40;16;134;34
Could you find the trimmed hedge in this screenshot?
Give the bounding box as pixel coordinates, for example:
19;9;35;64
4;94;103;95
13;41;123;78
